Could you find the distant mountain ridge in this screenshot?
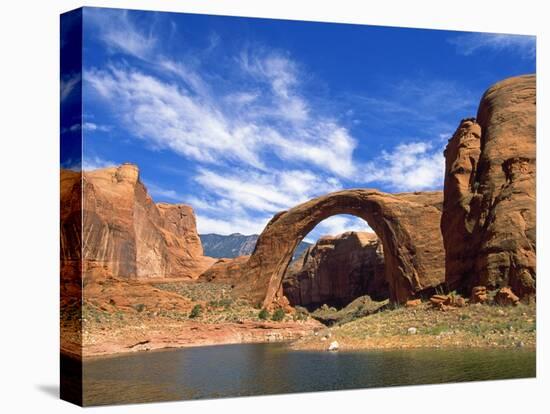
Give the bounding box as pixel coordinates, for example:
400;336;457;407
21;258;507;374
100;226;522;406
200;233;312;259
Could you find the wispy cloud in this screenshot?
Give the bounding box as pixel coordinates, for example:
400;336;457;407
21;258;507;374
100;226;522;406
349;77;477;133
187;167;342;236
85;122;110;132
85;55;357;178
86;66;267;169
307;215;373;242
87;9;157;59
194;168;341;214
195;214;270;236
144;181;184;201
448;33;536;59
83;10;462;237
63;122;111;134
85;13;358;179
363;141;445;191
82;156;116;171
60;73;80;102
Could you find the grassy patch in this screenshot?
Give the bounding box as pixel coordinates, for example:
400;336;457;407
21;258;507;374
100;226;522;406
189;304;203;318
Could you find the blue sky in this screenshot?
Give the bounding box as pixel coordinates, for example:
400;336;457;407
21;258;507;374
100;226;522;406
63;7;535;241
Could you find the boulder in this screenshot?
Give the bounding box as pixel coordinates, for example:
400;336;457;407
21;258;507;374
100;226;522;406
405;299;422;307
441;75;536;298
328;341;339;351
430;294;448;306
471;286;488;304
495;287;520;306
429;293;466;310
282;232;387;308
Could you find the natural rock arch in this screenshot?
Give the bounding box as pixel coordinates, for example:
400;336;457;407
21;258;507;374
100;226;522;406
232;189;445;307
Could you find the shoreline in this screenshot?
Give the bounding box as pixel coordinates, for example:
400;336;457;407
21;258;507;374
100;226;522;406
63;332;535;362
63;302;536;359
61;278;536;360
64;318;322;360
289;332;536;352
292;301;536;352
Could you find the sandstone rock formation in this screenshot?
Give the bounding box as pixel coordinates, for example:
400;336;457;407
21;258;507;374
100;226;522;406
199;256;250;284
61;169;83;264
495;287;520;306
233;189;446;307
429;293;466;311
282;232;387;308
471;286;488;304
442;75;536;297
61;164;215;281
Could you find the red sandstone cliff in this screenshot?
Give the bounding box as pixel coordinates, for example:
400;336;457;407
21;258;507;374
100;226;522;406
282;232;387;308
61;164;215;280
441;74;536;297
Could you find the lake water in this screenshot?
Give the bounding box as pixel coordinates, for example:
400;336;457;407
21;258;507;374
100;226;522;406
80;343;535;406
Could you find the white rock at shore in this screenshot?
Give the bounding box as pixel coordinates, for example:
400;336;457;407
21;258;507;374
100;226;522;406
328;341;339;351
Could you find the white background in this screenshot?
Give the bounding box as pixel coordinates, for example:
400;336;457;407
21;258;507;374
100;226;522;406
0;0;548;412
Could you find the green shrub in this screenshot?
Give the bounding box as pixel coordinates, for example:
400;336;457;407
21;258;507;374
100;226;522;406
271;308;285;322
258;308;270;320
189;304;203;318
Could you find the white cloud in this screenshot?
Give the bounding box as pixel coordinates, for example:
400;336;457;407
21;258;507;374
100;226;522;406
239;51;309;122
86;61;358;178
449;33;535;59
83;11;461;237
305;215;374;242
86;66;268;169
82;156;116;171
266;123;357;178
83;122;110;132
85;15;359;178
194;168;341;214
224;91;260;106
158;59;212;98
60;73;80;102
144;181;184;202
87;9;157;60
189;167;343;237
195;214;270;236
362;141;445;191
64;122;111;133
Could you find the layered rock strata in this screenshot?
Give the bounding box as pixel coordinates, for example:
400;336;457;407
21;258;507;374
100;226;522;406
233;189;445;307
441;75;536;297
282;232;387;308
61;164;215;280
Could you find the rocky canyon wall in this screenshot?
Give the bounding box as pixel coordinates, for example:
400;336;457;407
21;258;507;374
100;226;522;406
282;232;387;308
61;164;215;280
441;74;536;297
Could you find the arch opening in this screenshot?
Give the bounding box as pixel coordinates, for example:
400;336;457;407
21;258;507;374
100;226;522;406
282;214;389;312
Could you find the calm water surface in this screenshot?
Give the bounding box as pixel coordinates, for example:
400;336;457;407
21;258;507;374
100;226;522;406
81;343;535;406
